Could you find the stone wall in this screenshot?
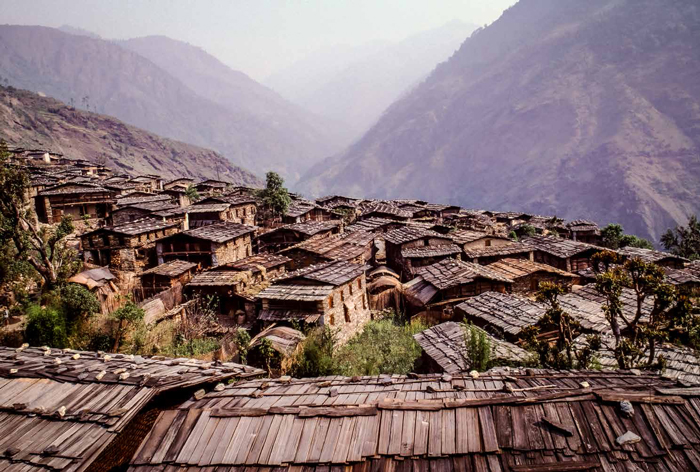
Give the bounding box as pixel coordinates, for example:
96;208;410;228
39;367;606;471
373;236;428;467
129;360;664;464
320;274;372;345
211;234;253;267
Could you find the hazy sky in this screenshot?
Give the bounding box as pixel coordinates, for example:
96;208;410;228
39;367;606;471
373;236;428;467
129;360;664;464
0;0;517;80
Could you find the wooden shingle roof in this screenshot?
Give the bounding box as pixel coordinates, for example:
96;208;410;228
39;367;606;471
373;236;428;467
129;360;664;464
401;243;462;259
257;284;334;302
414;321;531;373
345;217;397;233
522;235;603;259
128;370;700;472
268;220;340;237
0;346;262;472
487;258;578;280
417;259;513;291
141;260;197;278
115;194;171;206
274;260;368;286
463;241;534;259
187;270;249;287
383;226;448;245
225;253;290;272
86;218;179;237
617;246;689;264
38;182;110;196
181;222;257;243
455;291;544;337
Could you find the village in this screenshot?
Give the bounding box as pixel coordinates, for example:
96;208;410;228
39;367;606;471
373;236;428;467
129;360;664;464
3;146;700;471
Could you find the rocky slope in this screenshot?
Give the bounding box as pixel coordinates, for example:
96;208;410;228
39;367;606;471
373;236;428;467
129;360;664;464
297;0;700;241
0;25;340;181
0;85;262;185
265;21;478;140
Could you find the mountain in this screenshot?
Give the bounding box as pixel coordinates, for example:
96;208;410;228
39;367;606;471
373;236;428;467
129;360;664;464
297;0;700;241
118;35;352;162
0;25;342;181
58;25;101;39
0;85;262;185
265;21;478;139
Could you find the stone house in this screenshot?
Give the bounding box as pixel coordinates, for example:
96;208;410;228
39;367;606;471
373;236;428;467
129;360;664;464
567;219;601;244
281;230;375;270
139;259;198;299
111;200;179;226
282;200;334;224
35;183;116;224
359;202;412;222
403;258;513;317
617;246;688;269
156;221;257;268
194;194;258;226
256;260;371;344
383;226;457;280
164;177;194;191
443;210;495;232
487;257;579;293
81;218;180;272
195;179;231;195
224;253;290;284
186;269;260;323
256;220;341;253
522;235;604;272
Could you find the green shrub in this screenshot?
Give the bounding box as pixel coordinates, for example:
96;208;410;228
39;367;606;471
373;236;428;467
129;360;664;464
167;337;220;358
334;319;427;376
24;304;67;348
59;284;100;321
290;327;337;378
462;323;492;372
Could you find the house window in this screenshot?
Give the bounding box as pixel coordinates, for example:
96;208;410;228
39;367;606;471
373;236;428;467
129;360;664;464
357;279;362;290
340;290;344;302
349;283;353;295
328;295;334;308
329;312;335;325
344;304;351;323
362;294;367;309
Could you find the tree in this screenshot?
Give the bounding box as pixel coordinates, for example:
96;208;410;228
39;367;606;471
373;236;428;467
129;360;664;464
256;171;291;218
259;338;275;376
522;282;600;369
600;223;653;250
661;216;700;260
185;184;201;202
462;323;492;371
24;304;68;348
59;284;100;323
593;254;692;369
111;302;145;352
235;328;251;364
0;141;80;289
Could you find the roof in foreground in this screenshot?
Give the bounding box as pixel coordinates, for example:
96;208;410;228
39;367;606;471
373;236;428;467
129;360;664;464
129;370;700;472
0;346;262;472
414;321;531;373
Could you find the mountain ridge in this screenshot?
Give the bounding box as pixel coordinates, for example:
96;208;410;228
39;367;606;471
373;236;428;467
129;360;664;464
0;85;262;185
296;0;700;241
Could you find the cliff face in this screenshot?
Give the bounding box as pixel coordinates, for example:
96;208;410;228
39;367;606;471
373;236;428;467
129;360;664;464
297;0;700;241
0;86;262;185
0;26;341;181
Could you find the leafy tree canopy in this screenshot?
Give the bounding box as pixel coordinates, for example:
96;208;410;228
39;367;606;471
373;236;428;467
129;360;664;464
600;223;653;250
661;215;700;260
256;171;291;218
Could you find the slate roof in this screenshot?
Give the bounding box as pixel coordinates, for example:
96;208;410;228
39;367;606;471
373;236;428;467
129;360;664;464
181;222;257;243
179;203;232;213
187;270;249;287
686;260;700;278
360;202;412;219
127;370;700;472
87;218;178;237
285;200;318;218
115;194;171;206
383;226;448;245
0;346;262;472
258;309;322;323
401;243;462;258
141;260;197;278
257;284;334;302
662;267;700;286
268;220;340;237
448;229;501;245
273;260;366;287
455;291;544;337
414;321;531;373
345;217;396;233
575;334;700;384
522;235;603;258
196;194;257;206
487;257;578;280
463;241;534;259
225;253;290;272
617;246;689;264
417;259;512;290
126;200;179;212
284;231;374;262
38;182;111;196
